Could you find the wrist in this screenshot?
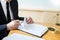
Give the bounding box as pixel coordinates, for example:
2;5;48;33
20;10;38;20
7;24;10;30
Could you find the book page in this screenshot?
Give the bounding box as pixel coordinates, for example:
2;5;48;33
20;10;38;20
18;23;48;37
18;18;48;37
2;33;45;40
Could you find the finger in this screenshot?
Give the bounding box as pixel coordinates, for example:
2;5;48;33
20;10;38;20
27;20;32;24
14;23;20;29
26;17;32;21
26;18;32;23
28;21;33;24
14;22;20;26
15;20;20;23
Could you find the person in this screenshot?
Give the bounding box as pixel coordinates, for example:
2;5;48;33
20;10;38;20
0;0;34;39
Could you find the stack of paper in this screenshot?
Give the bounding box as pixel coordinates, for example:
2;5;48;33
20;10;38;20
2;33;45;40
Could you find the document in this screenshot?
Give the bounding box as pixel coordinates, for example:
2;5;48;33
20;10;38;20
2;33;45;40
18;18;48;37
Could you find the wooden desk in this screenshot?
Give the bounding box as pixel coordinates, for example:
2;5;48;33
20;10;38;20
9;23;60;40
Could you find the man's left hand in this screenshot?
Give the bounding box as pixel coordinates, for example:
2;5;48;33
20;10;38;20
26;17;34;24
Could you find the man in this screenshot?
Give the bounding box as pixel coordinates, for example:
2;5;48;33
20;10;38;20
0;0;33;39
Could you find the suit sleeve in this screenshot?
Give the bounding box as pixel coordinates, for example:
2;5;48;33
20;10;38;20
0;24;7;32
16;0;24;21
15;0;24;21
17;17;24;21
10;0;24;21
0;24;9;39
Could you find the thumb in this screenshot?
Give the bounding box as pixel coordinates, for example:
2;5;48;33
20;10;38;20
15;20;20;23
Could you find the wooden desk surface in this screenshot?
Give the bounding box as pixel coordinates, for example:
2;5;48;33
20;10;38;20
9;23;60;40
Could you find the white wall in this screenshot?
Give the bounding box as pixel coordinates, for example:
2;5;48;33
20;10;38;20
18;10;60;24
18;0;60;11
17;0;60;24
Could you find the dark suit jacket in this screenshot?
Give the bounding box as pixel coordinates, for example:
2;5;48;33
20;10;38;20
0;0;24;39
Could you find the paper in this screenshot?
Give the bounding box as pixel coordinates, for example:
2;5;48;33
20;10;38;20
18;18;48;37
2;33;45;40
18;23;48;37
22;17;28;28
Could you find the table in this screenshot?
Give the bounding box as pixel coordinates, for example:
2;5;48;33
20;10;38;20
9;23;60;40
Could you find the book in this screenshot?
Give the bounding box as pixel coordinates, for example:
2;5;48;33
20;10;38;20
18;18;48;37
2;33;45;40
18;22;48;37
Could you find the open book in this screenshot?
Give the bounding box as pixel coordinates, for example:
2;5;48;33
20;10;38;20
18;18;48;37
2;33;45;40
18;22;48;37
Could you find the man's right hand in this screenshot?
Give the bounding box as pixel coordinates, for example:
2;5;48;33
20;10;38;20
7;20;20;30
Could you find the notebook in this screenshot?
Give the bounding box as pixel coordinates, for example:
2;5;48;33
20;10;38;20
18;18;48;37
2;33;45;40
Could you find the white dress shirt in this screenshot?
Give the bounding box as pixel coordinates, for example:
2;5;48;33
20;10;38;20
0;0;14;20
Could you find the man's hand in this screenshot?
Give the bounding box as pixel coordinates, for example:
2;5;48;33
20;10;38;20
7;20;20;30
26;17;34;24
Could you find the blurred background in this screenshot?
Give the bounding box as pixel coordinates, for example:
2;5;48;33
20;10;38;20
17;0;60;24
